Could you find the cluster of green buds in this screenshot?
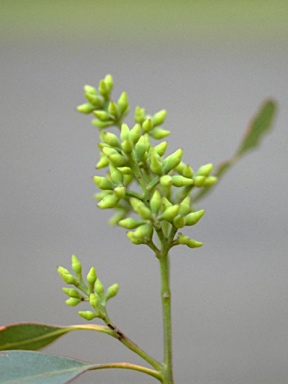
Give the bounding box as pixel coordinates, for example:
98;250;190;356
57;255;119;322
77;75;217;252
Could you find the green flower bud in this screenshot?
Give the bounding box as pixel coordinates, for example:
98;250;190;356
108;101;118;119
142;119;153;133
99;79;109;98
129;124;141;144
98;194;119;209
57;266;77;285
185;210;205;226
104;74;114;92
109;208;126;226
134;134;150;161
162;149;183;174
113;186;126;199
89;293;98;308
182;165;194;178
203;176;217;187
154;141;168;156
103;147;126;167
161;197;172;210
197;163;214;177
93;176;115;190
105;283;119;301
149;128;170;140
179;196;191;216
187;239;203;248
134;106;146;124
78;311;97;321
65;297;81;306
127;231;145;245
121;138;133;153
178;234;190;245
84;85;97;95
109;165;124;185
102;132;120;148
152;109;167;126
91;119;113;129
120;123;130;141
95;279;105;296
93;191;108;201
87;267;97;291
173;215;185;228
77;103;95;114
84;93;102;108
149;189;162;214
93;110;112;122
130;198;152;219
117;91;129;115
96;154;109;169
193;176;205;187
160;175;172;187
71;254;82;276
62;287;82;298
117;166;132;174
149;148;163;175
133;223;153;239
158;204;180;222
118;218;146;229
171;175;193;187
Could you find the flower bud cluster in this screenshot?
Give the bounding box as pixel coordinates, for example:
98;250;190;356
77;75;218;251
58;255;119;322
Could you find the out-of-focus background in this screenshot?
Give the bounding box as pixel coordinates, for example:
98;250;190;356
1;1;288;383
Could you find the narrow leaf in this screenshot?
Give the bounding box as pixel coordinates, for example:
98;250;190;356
0;323;113;351
0;350;94;384
236;100;276;157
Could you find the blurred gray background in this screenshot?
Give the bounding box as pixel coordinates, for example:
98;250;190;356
1;1;288;383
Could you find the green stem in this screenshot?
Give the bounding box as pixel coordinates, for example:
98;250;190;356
158;245;174;384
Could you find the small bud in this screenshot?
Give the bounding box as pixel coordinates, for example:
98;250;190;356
77;103;95;114
154;141;168;156
158;205;180;222
134;106;146;124
62;287;82;298
173;215;185;228
120;123;130;141
109;165;124;185
57;266;77;285
149;128;170;140
108;101;118;119
95;279;105;296
121;138;133;153
84;85;97;95
71;254;82;276
78;311;97;321
134;134;150;161
160;175;172;187
149;189;162;214
193;176;206;187
103;147;126;167
105;283;119;301
84;93;102;108
162;149;183;174
129;124;141;144
152;109;167;126
185;210;205;226
130;198;152;220
127;231;145;245
109;208;126;226
161;197;172;210
93;176;115;190
118;218;146;229
91;119;113;129
93;110;112;122
102;132;120;148
149;148;163;175
133;223;153;239
203;176;217;187
104;74;114;91
96;154;109;169
187;239;203;248
182;165;194;178
197;163;214;177
89;293;98;308
179;196;191;216
118;92;129;115
171;175;193;187
142;119;153;133
98;80;109;98
65;298;81;306
178;234;190;245
87;267;97;291
113;186;126;199
98;194;119;209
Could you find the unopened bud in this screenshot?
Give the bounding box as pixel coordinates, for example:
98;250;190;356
105;283;119;301
96;154;109;169
149;128;170;140
118;92;129;115
133;223;153;239
104;74;114;92
171;175;193;187
118;218;146;229
130;198;152;219
129;124;141;144
71;254;82;276
179;196;191;216
78;311;96;321
108;101;118;119
62;287;82;298
77;103;95;114
193;175;205;187
87;267;97;291
109;166;124;185
158;205;180;222
120;123;130;141
160;175;172;187
89;293;98;308
93;110;111;122
154;141;168;156
95;279;105;296
152;109;167;126
65;297;81;306
102;132;120;148
134;106;146;124
142;119;153;133
134;134;150;161
187;239;203;248
93;176;115;190
185;210;205;226
203;176;217;187
173;215;185;228
197;163;214;177
57;266;77;285
113;186;126;199
98;194;119;209
150;189;162;214
162;149;183;174
149;148;163;175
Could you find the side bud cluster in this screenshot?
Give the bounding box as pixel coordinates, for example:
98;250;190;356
58;255;119;322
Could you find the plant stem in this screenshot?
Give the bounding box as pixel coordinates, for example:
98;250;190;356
158;246;174;384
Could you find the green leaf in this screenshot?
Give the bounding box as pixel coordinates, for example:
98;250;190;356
0;350;94;384
0;323;113;351
236;100;276;157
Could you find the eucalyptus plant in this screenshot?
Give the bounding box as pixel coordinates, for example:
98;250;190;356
0;75;276;384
